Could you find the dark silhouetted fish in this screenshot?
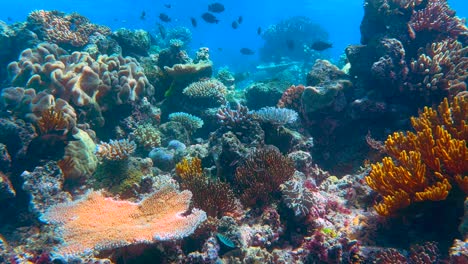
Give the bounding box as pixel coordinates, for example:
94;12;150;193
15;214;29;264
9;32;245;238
7;17;12;22
238;16;243;24
140;11;146;20
240;48;255;55
286;39;295;50
190;17;197;27
164;4;171;8
257;27;262;35
231;21;238;29
310;40;332;51
208;2;225;13
159;13;171;22
201;13;219;24
157;23;166;39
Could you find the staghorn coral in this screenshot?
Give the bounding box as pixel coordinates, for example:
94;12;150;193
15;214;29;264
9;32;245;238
176;157;238;218
40;185;207;257
27;10;111;47
365;96;468;216
408;0;467;40
168;112;204;132
132;123;161;150
95;139;136;161
182;78;227;106
235;146;295;207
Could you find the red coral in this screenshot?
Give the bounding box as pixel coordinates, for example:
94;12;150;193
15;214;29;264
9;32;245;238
277;84;306;112
235;146;295;207
408;0;467;40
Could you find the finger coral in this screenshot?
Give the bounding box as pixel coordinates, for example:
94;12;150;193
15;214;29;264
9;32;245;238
366;96;468;216
408;0;467;40
132;123;161;150
95;139;136;161
41;185;207;257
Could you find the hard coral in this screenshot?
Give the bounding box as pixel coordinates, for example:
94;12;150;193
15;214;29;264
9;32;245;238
176;158;238;218
408;0;467;40
235;146;295;207
182;78;227;106
27;10;111;47
366;96;468;216
41;185;207;257
95;139;136;161
408;38;468;96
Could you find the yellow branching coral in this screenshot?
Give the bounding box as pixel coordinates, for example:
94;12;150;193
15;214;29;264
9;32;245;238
175;157;203;181
366;96;468;216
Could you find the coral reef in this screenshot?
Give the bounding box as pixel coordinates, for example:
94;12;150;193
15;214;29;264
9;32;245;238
235;146;295;207
176;158;239;218
132;123;161;150
366;96;468;216
41;185;207;257
95;139;136;161
254;107;298;126
7;43;154;125
27;10;111;47
168;112;204;133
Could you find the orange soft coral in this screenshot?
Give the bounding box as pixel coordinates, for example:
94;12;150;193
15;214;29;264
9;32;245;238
366;96;468;216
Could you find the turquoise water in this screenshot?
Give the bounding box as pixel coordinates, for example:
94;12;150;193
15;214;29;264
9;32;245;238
2;0;466;71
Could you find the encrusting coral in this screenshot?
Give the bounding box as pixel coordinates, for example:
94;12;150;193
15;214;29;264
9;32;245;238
41;185;207;257
366;96;468;216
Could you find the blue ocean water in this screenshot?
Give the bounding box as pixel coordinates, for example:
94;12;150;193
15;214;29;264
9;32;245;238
1;0;466;72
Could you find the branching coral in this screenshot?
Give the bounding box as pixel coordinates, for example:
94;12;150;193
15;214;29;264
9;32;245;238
408;0;467;40
366;96;468;216
235;146;295;207
182;78;227;106
95;139;136;161
41;185;207;257
27;10;111;47
176;158;238;218
408;38;468;96
168;112;204;132
132;123;161;150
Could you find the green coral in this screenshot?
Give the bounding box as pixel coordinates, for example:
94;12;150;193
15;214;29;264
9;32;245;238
133;123;161;150
92;157;151;198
